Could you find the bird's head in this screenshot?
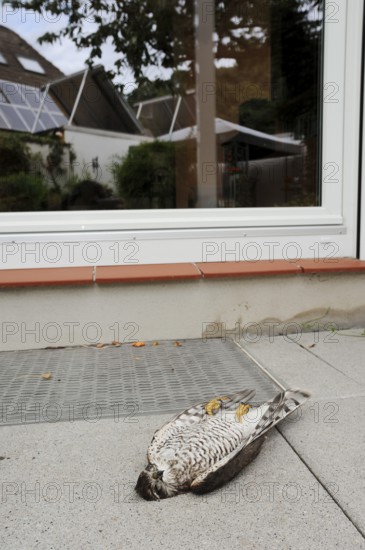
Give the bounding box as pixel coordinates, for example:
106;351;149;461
135;463;179;501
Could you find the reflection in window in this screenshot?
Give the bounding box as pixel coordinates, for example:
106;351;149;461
0;0;323;212
124;0;323;210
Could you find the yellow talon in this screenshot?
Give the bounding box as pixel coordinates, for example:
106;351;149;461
205;396;229;415
236;403;251;423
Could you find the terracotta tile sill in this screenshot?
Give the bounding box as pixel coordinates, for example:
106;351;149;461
298;258;365;273
1;259;365;288
196;260;301;278
95;263;201;283
0;267;93;287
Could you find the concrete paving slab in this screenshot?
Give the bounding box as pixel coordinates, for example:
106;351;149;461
240;336;365;399
278;396;365;536
292;329;365;385
0;414;364;550
239;333;365;539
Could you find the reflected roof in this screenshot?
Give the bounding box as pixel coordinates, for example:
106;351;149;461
160;117;304;155
0;66;144;136
49;66;144;135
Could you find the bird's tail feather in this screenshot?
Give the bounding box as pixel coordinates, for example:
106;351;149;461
245;388;310;446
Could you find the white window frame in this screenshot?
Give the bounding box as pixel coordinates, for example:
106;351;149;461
0;0;363;268
359;0;365;261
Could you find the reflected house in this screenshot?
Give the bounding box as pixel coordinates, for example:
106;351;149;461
46;66;149;208
136;89;306;209
0;25;66;132
0;25;151;209
0;26;64;87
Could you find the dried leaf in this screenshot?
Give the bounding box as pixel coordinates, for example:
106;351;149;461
132;342;145;347
112;341;122;347
41;373;52;380
152;342;159;346
174;341;183;347
96;343;107;349
309;344;316;348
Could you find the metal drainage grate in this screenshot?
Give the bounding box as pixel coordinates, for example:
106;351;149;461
0;339;280;426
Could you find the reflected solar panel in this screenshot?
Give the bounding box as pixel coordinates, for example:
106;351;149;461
44;96;64;113
0;81;27;106
52;114;68;126
0;104;28;131
0;79;67;133
22;86;44;109
17;107;36;129
0;89;8;104
0;110;10;129
34;112;56;132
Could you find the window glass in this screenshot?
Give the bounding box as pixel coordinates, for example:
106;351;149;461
0;0;323;213
127;0;323;210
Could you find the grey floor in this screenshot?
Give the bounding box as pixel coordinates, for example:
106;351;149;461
1;330;365;550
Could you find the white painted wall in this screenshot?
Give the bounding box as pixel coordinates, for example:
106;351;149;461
63;125;153;188
1;273;365;351
28;141;72;188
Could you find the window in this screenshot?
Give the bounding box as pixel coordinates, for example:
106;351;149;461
0;0;363;266
17;56;45;74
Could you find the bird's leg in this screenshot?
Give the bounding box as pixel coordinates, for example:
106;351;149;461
205;396;229;415
235;403;251;423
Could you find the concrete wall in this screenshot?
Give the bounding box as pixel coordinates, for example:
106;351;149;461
63;126;153;188
2;272;365;351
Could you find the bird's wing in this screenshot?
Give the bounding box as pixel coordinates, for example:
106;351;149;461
147;389;256;463
191;435;266;494
190;388;310;493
